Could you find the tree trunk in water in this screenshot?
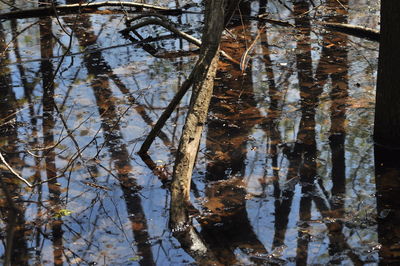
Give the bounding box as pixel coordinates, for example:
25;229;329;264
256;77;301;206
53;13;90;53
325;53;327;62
374;1;400;146
374;1;400;264
169;0;226;228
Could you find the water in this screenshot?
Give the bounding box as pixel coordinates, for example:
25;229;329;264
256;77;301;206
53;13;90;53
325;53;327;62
0;0;383;265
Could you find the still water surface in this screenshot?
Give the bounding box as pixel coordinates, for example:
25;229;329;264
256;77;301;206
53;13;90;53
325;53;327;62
0;0;381;265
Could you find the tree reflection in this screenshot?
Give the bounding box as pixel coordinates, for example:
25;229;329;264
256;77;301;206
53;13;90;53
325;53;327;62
200;2;268;264
321;0;349;263
0;22;30;266
0;0;381;264
63;9;155;264
292;1;361;264
39;8;66;265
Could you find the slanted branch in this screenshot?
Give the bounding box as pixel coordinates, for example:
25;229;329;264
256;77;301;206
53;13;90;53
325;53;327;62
169;0;226;229
128;1;234;230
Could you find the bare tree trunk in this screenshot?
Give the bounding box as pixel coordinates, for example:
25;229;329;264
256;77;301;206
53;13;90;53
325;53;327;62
373;1;400;264
169;0;226;229
374;1;400;146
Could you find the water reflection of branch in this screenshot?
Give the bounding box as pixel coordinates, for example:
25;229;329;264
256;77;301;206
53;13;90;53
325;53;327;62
0;20;39;56
258;10;284;200
40;13;65;264
290;1;364;264
259;21;298;253
350;144;373;195
346;38;375;73
63;10;156;263
106;73;173;148
9;34;177;65
121;17;239;64
0;152;32;187
275;0;293;13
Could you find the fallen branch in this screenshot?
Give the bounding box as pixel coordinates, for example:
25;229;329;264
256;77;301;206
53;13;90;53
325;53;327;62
0;151;32;187
318;21;380;42
257;14;379;42
131;14;241;155
257;13;379;42
0;1;184;20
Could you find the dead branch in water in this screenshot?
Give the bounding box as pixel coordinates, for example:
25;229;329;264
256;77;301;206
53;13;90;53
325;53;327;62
257;13;379;41
0;1;188;20
317;21;380;42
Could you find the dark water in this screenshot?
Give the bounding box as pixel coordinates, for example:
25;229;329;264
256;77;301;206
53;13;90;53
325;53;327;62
0;0;383;265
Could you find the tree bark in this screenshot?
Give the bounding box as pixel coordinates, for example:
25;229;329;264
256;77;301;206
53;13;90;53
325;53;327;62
374;1;400;146
169;0;226;229
374;1;400;263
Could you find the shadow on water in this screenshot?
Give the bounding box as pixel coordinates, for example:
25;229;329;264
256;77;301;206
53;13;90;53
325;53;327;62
0;0;388;264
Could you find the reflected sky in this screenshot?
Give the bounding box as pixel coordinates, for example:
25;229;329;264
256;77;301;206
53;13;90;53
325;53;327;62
0;0;380;265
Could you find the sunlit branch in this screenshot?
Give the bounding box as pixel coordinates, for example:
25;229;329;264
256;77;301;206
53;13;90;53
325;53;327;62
0;151;33;187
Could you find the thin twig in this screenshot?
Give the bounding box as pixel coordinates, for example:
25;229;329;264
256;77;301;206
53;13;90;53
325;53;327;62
240;26;266;73
335;0;347;10
0;151;33;187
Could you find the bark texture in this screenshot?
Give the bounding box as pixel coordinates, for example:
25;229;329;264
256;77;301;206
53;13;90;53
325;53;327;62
374;1;400;263
374;1;400;146
170;0;225;229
